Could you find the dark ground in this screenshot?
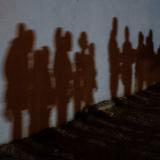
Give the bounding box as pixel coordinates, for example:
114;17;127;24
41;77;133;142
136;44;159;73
1;84;160;160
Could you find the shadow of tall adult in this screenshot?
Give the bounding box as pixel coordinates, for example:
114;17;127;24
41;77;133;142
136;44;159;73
74;32;97;113
29;46;52;135
108;17;120;98
121;26;133;96
143;29;155;87
4;23;35;139
135;32;146;92
53;28;73;125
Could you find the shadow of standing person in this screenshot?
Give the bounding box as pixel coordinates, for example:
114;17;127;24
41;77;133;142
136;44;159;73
4;23;35;140
53;29;73;125
135;32;146;92
143;30;155;88
122;26;133;96
74;32;88;112
108;17;120;98
29;46;51;135
74;32;97;113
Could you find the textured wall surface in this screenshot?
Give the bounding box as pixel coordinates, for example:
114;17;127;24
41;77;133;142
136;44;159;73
0;0;159;144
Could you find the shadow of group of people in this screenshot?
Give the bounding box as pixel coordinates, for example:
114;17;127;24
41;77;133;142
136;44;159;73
108;17;160;98
4;18;160;140
4;23;97;140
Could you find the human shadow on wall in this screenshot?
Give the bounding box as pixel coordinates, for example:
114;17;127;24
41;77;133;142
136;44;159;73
143;29;155;87
74;32;97;114
29;46;52;135
108;17;160;98
53;29;97;125
121;26;135;96
53;28;73;125
4;24;97;140
108;17;121;99
135;31;146;92
4;23;35;139
135;30;155;92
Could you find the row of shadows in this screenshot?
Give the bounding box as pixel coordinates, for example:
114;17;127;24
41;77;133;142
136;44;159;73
1;83;160;160
4;17;160;141
4;24;97;140
109;17;160;98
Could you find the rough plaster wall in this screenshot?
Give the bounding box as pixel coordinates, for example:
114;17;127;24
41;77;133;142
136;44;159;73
0;0;159;143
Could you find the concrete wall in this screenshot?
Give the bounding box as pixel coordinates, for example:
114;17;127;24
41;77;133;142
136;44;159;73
0;0;159;144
